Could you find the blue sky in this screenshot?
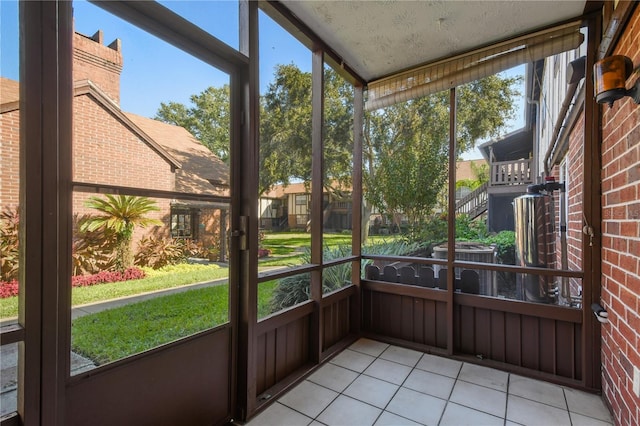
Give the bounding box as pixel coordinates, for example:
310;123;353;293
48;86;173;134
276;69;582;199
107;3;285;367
1;0;522;160
1;1;311;117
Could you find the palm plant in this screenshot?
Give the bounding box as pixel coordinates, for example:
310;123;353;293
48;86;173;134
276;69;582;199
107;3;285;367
80;195;162;271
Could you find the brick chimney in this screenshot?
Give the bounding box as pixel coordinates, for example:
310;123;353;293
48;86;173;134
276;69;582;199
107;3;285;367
73;30;123;104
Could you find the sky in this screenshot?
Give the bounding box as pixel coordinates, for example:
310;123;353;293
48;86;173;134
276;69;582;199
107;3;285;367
1;1;311;115
0;0;523;160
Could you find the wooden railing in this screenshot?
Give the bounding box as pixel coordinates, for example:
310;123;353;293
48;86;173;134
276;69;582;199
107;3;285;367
491;159;533;185
455;182;488;219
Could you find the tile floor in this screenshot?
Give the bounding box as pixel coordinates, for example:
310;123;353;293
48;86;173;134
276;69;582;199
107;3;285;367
247;338;613;426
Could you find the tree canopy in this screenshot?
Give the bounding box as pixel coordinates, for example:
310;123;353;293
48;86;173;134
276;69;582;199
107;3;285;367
155;64;521;233
156;85;231;163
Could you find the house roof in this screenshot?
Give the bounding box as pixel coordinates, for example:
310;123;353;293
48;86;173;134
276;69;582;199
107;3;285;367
0;77;20;112
479;127;534;162
263;182;310;199
126;112;229;194
2;77;229;193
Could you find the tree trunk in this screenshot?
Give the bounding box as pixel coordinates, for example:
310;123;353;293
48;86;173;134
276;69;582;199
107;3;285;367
116;235;133;271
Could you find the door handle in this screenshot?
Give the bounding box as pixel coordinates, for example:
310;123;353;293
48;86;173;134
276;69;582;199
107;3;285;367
231;216;248;250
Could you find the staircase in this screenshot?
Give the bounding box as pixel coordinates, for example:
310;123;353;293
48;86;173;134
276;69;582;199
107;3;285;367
455;182;488;219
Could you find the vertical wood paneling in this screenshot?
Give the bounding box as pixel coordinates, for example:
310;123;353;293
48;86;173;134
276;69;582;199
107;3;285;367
371;292;381;332
490;311;506;362
388;294;402;337
521;316;540;370
505;313;522;366
539;318;556;375
339;299;350;339
474;309;491;358
255;314;312;396
556;320;575;379
424;300;437;346
401;296;414;341
322;305;334;349
574;323;582;381
436;301;447;348
362;288;582;381
321;298;351;352
414;299;424;344
275;327;287;382
459;306;475;353
256;334;266;393
362;290;371;330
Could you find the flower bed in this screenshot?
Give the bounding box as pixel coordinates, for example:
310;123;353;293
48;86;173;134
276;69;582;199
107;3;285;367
0;267;146;299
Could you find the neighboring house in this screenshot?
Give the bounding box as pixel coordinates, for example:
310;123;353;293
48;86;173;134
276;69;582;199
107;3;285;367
0;30;229;258
261;160;487;232
260;181;352;231
467;62;543;232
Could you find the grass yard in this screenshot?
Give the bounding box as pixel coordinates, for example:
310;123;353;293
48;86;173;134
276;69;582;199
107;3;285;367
258;231;399;267
72;285;229;365
0;263;229;319
72;279;278;365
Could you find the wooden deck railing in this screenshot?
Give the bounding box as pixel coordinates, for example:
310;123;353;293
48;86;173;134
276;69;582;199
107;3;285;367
491;159;533;185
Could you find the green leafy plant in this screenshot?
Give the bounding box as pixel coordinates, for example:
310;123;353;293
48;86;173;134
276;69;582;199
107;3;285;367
134;236;186;269
270;240;421;313
81;195;162;271
0;208;19;282
73;214;118;275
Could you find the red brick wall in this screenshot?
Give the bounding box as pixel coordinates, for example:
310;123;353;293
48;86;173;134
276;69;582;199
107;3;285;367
600;7;640;426
73;32;122;104
0;108;20;210
72;95;174;201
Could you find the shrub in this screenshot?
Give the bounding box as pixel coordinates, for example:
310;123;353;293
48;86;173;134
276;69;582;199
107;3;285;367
0;208;19;282
0;280;19;298
0;268;146;299
482;230;516;265
258;248;271;258
73;214;118;275
270;240;421;313
71;267;145;288
135;236;186;269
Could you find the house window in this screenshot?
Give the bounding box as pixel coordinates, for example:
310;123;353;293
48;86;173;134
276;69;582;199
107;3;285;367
171;208;198;239
295;194;307;205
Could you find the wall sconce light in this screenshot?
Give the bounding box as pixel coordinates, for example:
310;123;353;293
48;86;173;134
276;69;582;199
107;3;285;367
591;303;609;324
594;55;640;107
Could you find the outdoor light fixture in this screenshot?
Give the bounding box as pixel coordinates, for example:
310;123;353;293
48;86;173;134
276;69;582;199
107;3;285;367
593;55;640;107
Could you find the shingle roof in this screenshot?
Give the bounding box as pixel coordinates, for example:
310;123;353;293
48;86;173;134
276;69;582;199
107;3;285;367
2;77;228;195
0;77;20;111
125;112;229;195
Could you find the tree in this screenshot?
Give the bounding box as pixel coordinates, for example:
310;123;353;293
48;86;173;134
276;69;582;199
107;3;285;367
259;64;353;196
363;75;520;238
80;195;162;271
154;64;520;242
156;85;231;163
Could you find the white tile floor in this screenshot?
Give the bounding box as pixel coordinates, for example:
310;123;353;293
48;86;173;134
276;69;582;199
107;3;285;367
247;338;614;426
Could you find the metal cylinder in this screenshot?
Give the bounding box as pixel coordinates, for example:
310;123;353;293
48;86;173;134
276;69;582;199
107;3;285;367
513;193;554;303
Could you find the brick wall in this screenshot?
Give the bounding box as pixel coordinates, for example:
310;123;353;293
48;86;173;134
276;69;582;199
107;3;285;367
72;95;175;202
0;109;20;210
73;31;122;105
600;7;640;426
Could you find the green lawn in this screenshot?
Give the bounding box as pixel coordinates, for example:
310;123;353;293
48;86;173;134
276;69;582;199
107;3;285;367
0;264;228;319
72;279;278;365
1;232;401;319
258;231;399;267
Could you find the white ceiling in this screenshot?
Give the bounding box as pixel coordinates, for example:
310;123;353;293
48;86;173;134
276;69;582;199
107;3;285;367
282;0;587;82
